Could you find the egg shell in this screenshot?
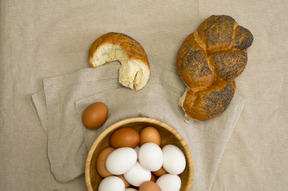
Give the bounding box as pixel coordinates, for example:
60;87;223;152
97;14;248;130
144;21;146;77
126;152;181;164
82;102;108;129
117;175;131;188
139;181;161;191
125;188;137;191
156;174;181;191
139;143;163;171
106;147;137;175
124;161;151;187
110;127;140;148
140;127;161;146
162;144;186;175
96;147;115;177
152;166;167;177
98;176;125;191
134;146;140;154
150;174;156;182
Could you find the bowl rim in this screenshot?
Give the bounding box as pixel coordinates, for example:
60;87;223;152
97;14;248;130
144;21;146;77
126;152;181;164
85;117;193;191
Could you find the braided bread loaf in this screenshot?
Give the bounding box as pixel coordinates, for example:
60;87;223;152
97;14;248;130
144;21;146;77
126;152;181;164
177;15;253;121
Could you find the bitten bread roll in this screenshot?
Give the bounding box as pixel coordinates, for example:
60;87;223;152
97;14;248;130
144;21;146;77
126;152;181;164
89;32;150;91
177;15;253;121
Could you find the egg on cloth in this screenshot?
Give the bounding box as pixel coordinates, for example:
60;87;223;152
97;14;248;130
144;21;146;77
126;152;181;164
98;176;125;191
110;127;140;148
106;147;137;175
82;102;108;129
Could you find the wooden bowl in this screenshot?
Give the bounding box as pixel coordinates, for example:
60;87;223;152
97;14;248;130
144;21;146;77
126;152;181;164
85;117;194;191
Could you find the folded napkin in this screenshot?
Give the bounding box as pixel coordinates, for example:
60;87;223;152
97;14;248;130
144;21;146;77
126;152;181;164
32;57;246;191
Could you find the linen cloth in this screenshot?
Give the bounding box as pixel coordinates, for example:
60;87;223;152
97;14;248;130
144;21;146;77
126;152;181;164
1;0;288;191
32;58;245;190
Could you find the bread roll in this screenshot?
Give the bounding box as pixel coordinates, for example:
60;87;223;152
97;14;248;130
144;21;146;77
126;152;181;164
177;15;253;121
89;32;150;91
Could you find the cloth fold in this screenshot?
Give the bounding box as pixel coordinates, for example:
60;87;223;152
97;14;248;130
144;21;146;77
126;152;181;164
32;57;246;191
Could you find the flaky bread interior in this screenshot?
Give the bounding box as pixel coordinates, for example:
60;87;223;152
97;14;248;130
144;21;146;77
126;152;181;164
90;44;150;90
178;88;192;120
178;88;189;116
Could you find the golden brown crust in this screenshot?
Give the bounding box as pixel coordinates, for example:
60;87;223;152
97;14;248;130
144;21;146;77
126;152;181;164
198;15;237;51
178;15;253;121
177;32;215;91
88;32;149;69
232;26;254;50
183;79;236;121
212;50;247;79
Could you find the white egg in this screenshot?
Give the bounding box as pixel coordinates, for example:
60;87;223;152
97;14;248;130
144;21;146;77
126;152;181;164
139;142;163;171
162;145;186;175
98;176;125;191
124;161;151;187
106;147;137;175
125;188;137;191
156;174;181;191
134;146;140;154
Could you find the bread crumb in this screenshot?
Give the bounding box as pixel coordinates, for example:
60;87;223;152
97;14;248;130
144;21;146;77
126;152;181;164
184;118;190;124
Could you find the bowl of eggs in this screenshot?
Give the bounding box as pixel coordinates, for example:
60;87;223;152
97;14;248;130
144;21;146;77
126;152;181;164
85;117;194;191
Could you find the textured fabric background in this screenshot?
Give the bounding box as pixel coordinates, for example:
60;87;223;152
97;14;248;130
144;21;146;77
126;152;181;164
1;0;288;191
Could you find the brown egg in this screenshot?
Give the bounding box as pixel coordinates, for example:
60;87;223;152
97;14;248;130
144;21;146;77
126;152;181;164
117;175;131;188
96;147;114;177
152;166;167;177
139;181;161;191
110;127;140;148
140;126;161;146
150;174;156;182
82;102;108;129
